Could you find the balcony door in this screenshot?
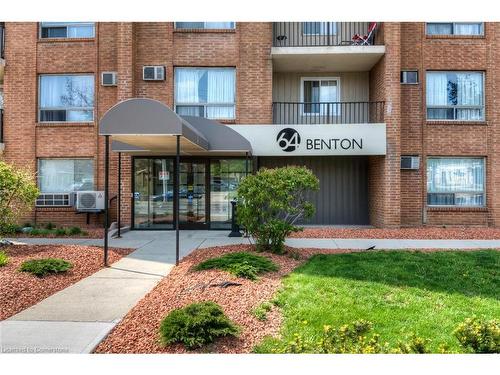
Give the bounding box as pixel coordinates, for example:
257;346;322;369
301;77;340;117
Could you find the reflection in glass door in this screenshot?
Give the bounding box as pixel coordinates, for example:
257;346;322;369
133;158;174;229
179;161;207;228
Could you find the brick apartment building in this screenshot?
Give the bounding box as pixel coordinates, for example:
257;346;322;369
0;22;498;230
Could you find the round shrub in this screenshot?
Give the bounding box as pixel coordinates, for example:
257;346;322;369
454;317;499;353
159;301;239;349
236;166;319;254
0;251;9;267
19;258;72;277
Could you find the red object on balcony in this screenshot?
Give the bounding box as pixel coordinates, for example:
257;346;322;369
352;22;377;45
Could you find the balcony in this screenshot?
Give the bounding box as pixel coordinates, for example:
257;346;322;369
272;22;385;72
272;101;385;125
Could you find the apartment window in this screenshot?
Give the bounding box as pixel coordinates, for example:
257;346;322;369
401;70;419;84
40;22;95;38
175;22;235;30
426;23;483;36
301;77;339;115
37;159;94;206
426;71;484;121
39;75;94;122
427;158;485;207
175;67;236;120
302;22;337;35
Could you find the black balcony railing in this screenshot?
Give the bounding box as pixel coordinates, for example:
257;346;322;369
0;109;3;143
273;22;379;47
273;101;385;125
0;24;4;60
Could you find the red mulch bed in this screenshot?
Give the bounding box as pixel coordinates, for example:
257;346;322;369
291;227;500;240
95;245;370;354
0;244;132;320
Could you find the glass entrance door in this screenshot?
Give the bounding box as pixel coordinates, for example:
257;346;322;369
133;158;174;229
179;161;207;229
133;157;248;230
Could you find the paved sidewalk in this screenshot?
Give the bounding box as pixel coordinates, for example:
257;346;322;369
1;231;499;354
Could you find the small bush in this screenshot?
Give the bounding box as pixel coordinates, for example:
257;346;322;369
19;258;72;277
194;252;278;280
29;228;51;236
68;226;82;235
0;251;9;267
454;317;500;353
268;320;432;354
44;222;56;230
236;166;319;254
252;301;273;321
395;335;431;354
55;228;67;236
159;301;239;349
23;222;33;228
0;223;22;235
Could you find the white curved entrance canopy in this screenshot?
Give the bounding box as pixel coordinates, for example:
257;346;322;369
99;98;252;155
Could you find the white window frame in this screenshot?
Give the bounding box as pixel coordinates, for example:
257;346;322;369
36;158;95;207
174;22;236;30
426;157;486;207
302;22;337;36
300;76;341;116
174;67;237;120
38;74;95;123
426;22;484;36
39;22;95;39
426;71;485;122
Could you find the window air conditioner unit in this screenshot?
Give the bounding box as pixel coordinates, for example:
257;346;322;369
143;66;165;81
401;156;420;170
76;191;105;211
101;72;118;86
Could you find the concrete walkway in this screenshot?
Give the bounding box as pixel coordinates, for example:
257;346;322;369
1;231;499;354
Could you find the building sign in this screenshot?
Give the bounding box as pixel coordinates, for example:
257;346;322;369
159;171;169;180
228;124;386;156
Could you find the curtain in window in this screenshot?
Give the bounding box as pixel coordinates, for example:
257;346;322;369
427;158;484;206
303;22;337;35
175;69;206;103
426;72;483;120
176;22;234;29
454;23;482;35
426;23;453;35
40;75;94;121
39;160;75;193
206;69;235;119
303;80;338;115
67;24;95;38
426;72;449;119
205;22;234;29
39;159;93;193
175;68;235;119
456;73;483;120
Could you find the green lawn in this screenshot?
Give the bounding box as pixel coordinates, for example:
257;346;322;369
255;250;500;353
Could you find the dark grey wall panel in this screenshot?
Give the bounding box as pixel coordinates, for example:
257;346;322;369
259;156;369;225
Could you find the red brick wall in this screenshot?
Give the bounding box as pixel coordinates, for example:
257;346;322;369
2;21;499;229
1;22;274;228
368;22;401;228
399;22;495;227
